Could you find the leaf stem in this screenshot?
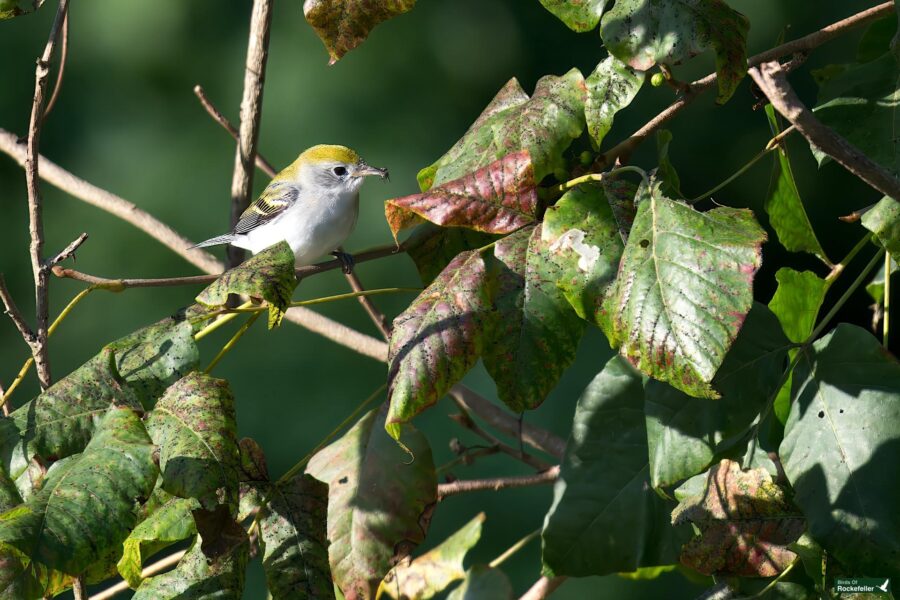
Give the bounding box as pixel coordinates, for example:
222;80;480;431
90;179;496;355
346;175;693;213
489;528;540;569
204;311;261;374
746;559;798;599
557;165;648;194
884;252;891;347
811;247;884;342
825;234;871;283
193;301;253;340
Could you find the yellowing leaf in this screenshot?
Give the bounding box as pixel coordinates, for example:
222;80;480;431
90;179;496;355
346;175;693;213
304;0;417;63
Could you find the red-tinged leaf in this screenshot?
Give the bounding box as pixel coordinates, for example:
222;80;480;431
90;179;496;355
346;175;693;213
672;459;805;577
385;152;538;243
303;0;417;64
386;251;491;440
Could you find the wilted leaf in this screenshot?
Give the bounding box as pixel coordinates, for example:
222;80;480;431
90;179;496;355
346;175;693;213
419;70;586;189
132;535;248;599
482;226;585;412
404;224;497;286
780;324;900;576
584;55;644;147
303;0;416;64
386;251;491;439
385;152;538;242
655;130;683;199
862;196;900;255
0;408;158;574
145;372;241;512
259;473;333;600
600;181;767;398
196;241;297;328
446;565;512;600
380;513;484;600
645;303;790;489
599;0;749;103
672;459;805;577
542;356;687;577
764;105;829;262
538;0;607;32
0;0;39;19
306;407;436;600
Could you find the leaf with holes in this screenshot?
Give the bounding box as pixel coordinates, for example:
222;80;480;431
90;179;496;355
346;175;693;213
380;512;484;600
386;152;538;243
418;69;586;190
446;565;513;600
259;473;333;600
482;226;586;412
196;241;297;328
304;0;416;63
145;372;241;513
306;407;436;600
600;0;749;104
584;55;644;147
672;459;805;577
780;324;900;576
386;250;491;439
862;196;900;255
538;0;607;32
404;224;498;286
599;181;766;398
0;408;157;574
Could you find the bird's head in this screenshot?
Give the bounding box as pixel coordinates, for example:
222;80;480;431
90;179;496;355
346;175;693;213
285;144;388;196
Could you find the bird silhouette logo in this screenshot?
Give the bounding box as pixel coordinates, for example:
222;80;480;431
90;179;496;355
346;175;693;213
877;579;890;593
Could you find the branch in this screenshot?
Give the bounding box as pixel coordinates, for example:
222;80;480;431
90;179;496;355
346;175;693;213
596;1;895;169
748;61;900;200
520;576;567;600
437;465;559;500
47;232;88;267
448;409;552;471
89;549;186;600
0;275;36;345
340;257;392;339
24;0;70;388
43;8;68;122
227;0;274;268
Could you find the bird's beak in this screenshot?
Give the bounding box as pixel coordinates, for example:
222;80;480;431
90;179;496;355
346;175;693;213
355;164;390;181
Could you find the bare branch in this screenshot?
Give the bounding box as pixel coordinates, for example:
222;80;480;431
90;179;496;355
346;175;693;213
448;409;552;471
228;0;274;268
340;255;392;339
42;9;69;122
748;61;900;200
0;274;36;345
89;549;186;600
46;232;88;267
437;466;560;500
520;576;568;600
72;576;86;600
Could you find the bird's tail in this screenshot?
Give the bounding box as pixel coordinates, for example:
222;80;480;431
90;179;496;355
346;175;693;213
191;234;236;249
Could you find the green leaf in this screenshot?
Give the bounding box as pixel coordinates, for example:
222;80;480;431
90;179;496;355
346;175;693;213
541;356;686;577
780;324;900;577
813;53;900;176
655;130;683;199
764;105;829;262
385;152;538;242
600;181;767;398
482;226;586;412
146;372;241;512
386;251;491;438
538;0;607;32
446;565;513;600
0;469;21;514
867;255;898;304
857;16;897;64
117;497;199;589
540;181;628;326
599;0;749;104
584;55;644;147
862;196;900;255
303;0;416;64
0;0;39;19
380;513;484;600
672;459;805;577
132;535;248;599
306;407;436;600
259;473;333;600
196;241;298;328
418;70;586;189
0;408;157;574
617;565;677;580
645;303;790;489
404;224;497;286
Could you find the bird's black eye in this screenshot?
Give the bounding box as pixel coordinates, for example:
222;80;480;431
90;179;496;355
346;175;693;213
333;166;347;177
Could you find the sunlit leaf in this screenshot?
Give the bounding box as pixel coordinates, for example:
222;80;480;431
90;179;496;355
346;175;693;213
418;70;586;189
385;152;538;242
386;251;491;439
542;356;687;577
404;224;497;286
380;513;484;599
780;324;900;576
303;0;416;64
446;565;512;600
599;181;767;398
307;407;436;600
0;0;39;19
672;459;805;577
196;241;297;328
538;0;607;32
599;0;749;103
0;408;157;574
584;55;644;147
862;196;900;255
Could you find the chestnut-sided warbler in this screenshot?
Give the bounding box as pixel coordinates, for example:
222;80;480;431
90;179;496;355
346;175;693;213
195;144;388;265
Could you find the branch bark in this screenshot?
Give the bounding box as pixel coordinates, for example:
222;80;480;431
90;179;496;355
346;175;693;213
437;465;559;500
228;0;274;268
520;576;567;600
748;60;900;200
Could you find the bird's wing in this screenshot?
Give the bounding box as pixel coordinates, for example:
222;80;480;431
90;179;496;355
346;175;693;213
233;182;300;235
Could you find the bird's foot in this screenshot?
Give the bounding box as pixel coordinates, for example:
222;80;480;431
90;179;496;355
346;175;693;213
331;251;355;274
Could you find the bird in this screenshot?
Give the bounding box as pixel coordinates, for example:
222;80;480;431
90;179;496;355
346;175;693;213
194;144;388;269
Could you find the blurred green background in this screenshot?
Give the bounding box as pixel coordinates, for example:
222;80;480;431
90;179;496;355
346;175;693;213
0;1;889;597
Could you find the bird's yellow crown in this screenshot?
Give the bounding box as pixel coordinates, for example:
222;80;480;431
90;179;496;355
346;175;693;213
299;144;360;165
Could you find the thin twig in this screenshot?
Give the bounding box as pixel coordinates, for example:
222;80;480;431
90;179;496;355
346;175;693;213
519;576;567;600
89;549;186;600
748;61;900;200
436;465;560;500
0;275;37;345
0;381;7;417
340;254;392;339
489;529;540;569
448;409;551;470
46;232;88;267
227;0;274;268
42;9;69;122
72;576;87;600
